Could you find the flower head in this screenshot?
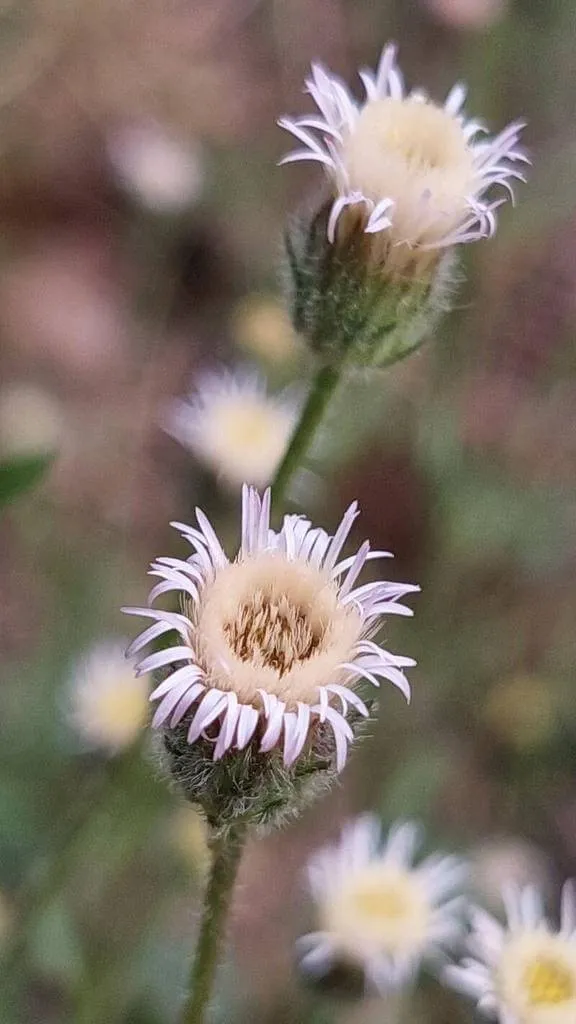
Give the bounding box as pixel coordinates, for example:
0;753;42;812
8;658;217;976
124;487;417;776
164;370;300;490
298;816;466;991
446;881;576;1024
68;640;150;754
280;43;527;264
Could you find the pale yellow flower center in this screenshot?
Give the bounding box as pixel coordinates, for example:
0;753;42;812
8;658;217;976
196;553;363;706
323;866;430;958
362;98;469;173
499;933;576;1021
523;957;574;1006
199;396;295;489
92;682;149;742
341;96;476;249
217;403;277;451
225;591;322;676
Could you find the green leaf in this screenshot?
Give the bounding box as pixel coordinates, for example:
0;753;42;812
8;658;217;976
0;453;53;508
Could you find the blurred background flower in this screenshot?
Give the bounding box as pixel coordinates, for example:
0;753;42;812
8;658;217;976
163;370;301;490
67;640;150;754
298;817;466;993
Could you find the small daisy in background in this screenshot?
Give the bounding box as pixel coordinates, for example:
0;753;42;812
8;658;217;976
124;486;417;774
68;640;150;755
280;42;527;268
446;882;576;1024
297;816;467;992
163;369;300;491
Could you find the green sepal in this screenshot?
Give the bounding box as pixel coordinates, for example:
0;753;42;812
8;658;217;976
284;203;457;369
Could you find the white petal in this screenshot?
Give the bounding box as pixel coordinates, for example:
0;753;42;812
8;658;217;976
136;646;193;676
260;697;286;752
236;704;259;749
214;693;241;760
150;665;203;701
187;690;228;743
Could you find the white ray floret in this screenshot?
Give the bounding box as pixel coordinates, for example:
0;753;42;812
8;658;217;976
446;881;576;1024
298;815;467;989
279;42;527;254
163;369;300;490
123;487;418;772
67;640;150;754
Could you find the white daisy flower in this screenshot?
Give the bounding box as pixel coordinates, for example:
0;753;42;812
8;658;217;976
446;882;576;1024
164;370;300;490
123;487;418;772
279;43;527;264
298;816;467;990
68;640;150;754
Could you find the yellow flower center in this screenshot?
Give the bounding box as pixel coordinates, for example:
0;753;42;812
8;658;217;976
217;403;277;451
523;957;575;1006
94;683;149;741
351;882;411;921
341;96;476;250
196;553;363;705
200;396;295;488
323;866;430;957
345;96;471;181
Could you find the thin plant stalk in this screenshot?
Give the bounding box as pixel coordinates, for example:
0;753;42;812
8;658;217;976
271;363;341;506
181;824;247;1024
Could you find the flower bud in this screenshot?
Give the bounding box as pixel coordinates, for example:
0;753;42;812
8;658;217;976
285;201;456;368
159;713;351;837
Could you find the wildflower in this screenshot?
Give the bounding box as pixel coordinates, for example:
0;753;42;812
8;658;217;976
279;43;526;367
298;816;466;991
164;370;299;490
281;42;525;259
446;882;576;1023
123;488;417;827
68;640;150;754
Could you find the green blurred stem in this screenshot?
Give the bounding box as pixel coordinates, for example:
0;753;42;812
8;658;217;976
181;825;247;1024
271;363;341;506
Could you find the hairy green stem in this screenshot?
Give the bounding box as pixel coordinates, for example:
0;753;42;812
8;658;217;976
181;825;247;1024
271;363;341;506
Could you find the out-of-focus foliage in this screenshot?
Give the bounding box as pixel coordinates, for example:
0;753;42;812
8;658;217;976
0;453;53;507
0;0;575;1022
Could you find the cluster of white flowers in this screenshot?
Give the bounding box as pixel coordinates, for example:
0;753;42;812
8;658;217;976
83;34;543;1024
300;815;576;1024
